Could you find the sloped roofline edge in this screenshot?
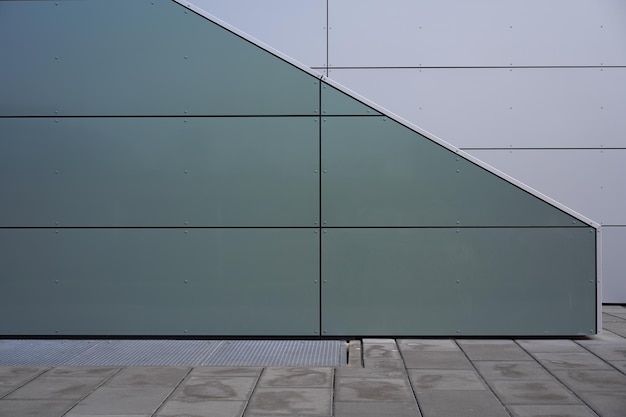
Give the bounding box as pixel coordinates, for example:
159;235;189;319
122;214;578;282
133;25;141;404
174;0;599;230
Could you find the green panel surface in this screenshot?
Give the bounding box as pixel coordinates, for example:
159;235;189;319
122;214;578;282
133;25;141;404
0;228;320;336
322;117;583;227
0;117;319;227
321;228;596;336
321;82;381;116
0;0;318;116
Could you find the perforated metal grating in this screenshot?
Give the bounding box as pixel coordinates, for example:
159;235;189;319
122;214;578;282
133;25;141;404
0;339;346;367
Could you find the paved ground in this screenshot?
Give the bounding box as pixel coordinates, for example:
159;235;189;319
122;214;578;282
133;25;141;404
1;305;625;417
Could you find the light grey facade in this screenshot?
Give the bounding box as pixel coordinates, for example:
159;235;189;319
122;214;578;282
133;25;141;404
195;0;626;303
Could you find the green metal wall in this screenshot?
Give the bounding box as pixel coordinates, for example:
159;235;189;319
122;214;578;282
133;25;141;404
0;0;597;336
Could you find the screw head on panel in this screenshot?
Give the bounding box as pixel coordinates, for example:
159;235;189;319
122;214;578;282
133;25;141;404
314;280;318;284
314;330;319;334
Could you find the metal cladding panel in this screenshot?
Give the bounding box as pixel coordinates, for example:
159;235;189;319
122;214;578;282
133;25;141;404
0;0;318;116
329;0;626;67
327;68;626;149
321;117;582;227
601;227;626;303
0;228;320;336
0;117;319;227
321;228;597;336
321;82;381;116
189;0;327;68
468;149;626;227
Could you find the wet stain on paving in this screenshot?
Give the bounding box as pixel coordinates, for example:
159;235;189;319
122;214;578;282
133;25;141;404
181;380;238;400
494;363;525;378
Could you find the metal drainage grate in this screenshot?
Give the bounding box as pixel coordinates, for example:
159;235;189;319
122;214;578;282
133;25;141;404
0;339;346;367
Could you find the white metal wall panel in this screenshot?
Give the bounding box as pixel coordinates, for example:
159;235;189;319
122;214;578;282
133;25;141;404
190;0;327;68
328;68;626;149
602;227;626;303
328;0;626;67
467;149;626;227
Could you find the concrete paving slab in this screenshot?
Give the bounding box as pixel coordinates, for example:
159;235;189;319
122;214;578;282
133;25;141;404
611;360;626;372
506;404;597;417
0;367;48;397
414;390;509;417
246;387;331;415
258;367;332;387
0;399;77;417
602;306;626;313
402;350;473;369
362;338;396;345
553;370;626;391
335;378;414;401
155;399;246;417
6;376;106;400
409;369;486;391
190;366;262;377
474;361;554;381
577;391;626;417
458;341;533;361
363;343;401;360
334;401;421;417
105;366;189;387
488;380;581;405
66;415;150;417
602;313;625;323
170;376;256;401
577;332;626;345
609;313;626;320
335;365;406;379
69;385;175;415
397;339;458;351
361;358;406;371
603;322;626;337
581;344;626;361
516;339;586;353
42;367;119;378
533;352;613;371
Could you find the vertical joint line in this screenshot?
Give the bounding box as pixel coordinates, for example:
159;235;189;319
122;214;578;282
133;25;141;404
325;0;329;77
318;81;323;337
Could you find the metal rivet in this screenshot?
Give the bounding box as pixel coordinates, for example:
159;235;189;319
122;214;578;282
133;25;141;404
323;330;327;334
314;221;318;225
314;230;318;234
456;230;460;233
314;170;318;173
184;280;188;284
323;221;327;225
55;222;59;225
184;170;188;174
184;230;188;234
324;280;327;283
55;280;59;284
323;229;327;233
184;221;188;225
456;280;460;284
590;280;594;283
55;171;59;174
456;169;460;173
184;329;188;333
184;110;188;114
456;330;461;333
55;230;58;234
456;221;460;224
314;330;319;334
314;280;318;283
323;170;327;174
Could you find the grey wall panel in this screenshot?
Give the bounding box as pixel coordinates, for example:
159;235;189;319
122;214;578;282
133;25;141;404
0;117;319;227
327;68;626;149
328;0;626;67
601;227;626;303
322;117;582;227
321;228;596;336
0;0;318;116
468;149;626;226
190;0;327;68
0;228;320;335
